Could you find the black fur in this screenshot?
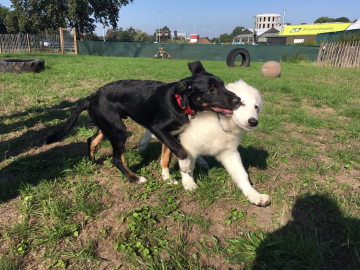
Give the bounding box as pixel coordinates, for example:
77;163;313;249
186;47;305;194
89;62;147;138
45;61;240;183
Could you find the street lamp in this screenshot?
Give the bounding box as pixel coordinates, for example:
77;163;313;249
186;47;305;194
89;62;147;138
251;16;256;43
194;26;196;34
202;29;204;37
215;31;217;44
181;21;184;41
158;11;162;43
103;24;105;42
209;30;211;40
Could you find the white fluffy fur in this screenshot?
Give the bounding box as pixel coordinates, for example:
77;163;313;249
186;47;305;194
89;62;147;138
139;80;270;206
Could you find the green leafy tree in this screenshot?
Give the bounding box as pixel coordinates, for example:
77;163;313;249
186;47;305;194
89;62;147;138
84;32;99;41
5;0;68;33
117;30;131;41
334;17;350;23
126;26;136;41
4;0;133;40
314;16;350;23
0;4;9;33
105;28;118;41
231;26;245;38
220;33;231;43
133;29;150;42
314;16;335;23
154;25;171;41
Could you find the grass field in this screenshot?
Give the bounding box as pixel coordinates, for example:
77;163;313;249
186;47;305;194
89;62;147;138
0;53;359;270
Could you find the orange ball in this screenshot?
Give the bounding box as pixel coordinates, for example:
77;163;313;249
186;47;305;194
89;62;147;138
261;61;281;77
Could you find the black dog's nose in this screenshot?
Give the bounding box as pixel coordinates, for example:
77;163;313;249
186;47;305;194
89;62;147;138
233;96;241;104
248;118;258;127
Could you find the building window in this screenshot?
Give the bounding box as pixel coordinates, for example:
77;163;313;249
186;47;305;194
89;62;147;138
259;17;262;22
263;24;265;28
272;17;275;21
268;17;270;21
267;24;270;28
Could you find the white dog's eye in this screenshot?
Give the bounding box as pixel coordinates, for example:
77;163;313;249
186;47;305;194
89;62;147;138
255;105;258;109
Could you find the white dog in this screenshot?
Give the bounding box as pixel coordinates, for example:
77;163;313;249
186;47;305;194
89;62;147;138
138;80;270;206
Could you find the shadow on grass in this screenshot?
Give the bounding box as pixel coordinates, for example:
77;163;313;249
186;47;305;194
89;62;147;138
0;142;88;203
0;100;89;163
226;193;360;269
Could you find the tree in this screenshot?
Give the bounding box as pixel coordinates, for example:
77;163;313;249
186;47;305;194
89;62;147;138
231;26;245;38
117;30;131;41
4;0;133;40
154;25;171;41
314;16;335;23
5;0;68;33
220;33;231;43
133;29;150;42
314;16;350;23
335;17;350;23
126;26;136;40
84;32;99;41
0;4;9;33
105;28;118;41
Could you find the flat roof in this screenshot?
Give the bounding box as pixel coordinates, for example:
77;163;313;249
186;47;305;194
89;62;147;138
257;14;281;17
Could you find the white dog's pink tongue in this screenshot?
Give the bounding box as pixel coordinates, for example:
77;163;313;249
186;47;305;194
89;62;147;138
211;106;233;115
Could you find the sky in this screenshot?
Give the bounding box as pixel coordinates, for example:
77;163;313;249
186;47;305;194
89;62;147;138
2;0;360;38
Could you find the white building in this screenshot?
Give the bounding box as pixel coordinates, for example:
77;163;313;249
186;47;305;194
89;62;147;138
256;13;281;29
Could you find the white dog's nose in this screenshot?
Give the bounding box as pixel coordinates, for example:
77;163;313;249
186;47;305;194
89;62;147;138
248;118;258;127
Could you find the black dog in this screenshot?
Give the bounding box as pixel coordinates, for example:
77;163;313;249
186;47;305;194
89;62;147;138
45;61;240;183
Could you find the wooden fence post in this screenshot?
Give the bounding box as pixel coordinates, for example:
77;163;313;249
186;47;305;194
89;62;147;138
59;27;65;54
26;33;31;53
73;27;78;55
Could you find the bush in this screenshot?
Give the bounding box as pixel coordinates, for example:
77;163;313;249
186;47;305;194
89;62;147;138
281;51;309;63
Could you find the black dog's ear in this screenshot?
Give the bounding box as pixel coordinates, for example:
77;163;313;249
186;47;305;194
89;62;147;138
174;81;194;96
188;61;205;75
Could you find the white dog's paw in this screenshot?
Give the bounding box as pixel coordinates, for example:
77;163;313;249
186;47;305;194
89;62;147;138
181;172;197;191
196;155;209;170
137;143;149;152
161;168;178;185
137;176;148;184
162;175;179;185
183;180;198;191
179;158;192;173
250;193;271;207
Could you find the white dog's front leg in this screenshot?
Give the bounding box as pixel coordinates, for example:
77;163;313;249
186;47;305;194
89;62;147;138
137;130;157;152
217;151;270;206
179;157;197;191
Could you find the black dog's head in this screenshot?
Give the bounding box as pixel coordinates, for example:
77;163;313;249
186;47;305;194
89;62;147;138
174;61;241;115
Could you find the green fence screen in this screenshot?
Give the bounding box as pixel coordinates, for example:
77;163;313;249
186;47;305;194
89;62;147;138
77;41;320;62
316;29;360;45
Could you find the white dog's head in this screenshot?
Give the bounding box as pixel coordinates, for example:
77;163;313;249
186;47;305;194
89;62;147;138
225;80;262;131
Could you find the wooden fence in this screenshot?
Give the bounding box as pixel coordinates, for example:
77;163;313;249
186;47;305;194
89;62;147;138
0;28;77;54
317;41;360;68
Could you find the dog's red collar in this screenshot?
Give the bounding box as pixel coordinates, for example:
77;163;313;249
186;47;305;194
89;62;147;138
175;94;195;116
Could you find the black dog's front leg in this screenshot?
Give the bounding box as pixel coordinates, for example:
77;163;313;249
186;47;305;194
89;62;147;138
151;130;192;175
150;131;188;160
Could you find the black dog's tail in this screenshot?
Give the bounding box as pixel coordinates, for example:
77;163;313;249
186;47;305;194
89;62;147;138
44;98;90;144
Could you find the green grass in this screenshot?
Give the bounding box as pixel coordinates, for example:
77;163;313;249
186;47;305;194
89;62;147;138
0;53;359;269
